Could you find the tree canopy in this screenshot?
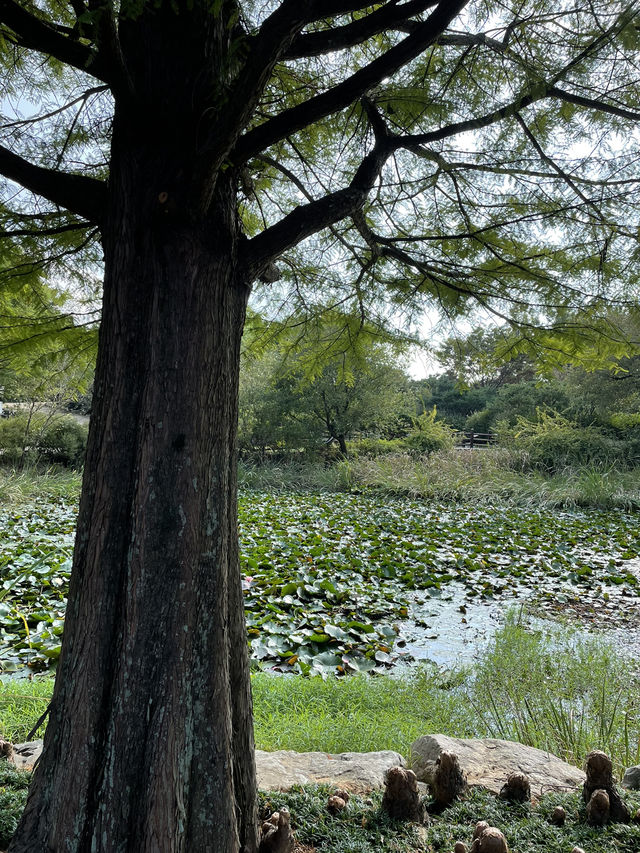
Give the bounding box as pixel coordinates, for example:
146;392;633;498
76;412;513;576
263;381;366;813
2;1;640;350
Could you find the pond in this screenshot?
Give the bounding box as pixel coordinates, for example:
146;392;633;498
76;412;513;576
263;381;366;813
0;492;639;676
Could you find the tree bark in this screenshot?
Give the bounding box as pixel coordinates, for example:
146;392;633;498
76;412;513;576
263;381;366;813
9;90;257;852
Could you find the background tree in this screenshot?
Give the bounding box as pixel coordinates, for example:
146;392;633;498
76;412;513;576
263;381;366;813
239;323;410;455
2;1;640;850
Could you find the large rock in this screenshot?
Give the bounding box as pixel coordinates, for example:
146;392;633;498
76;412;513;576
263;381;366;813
410;735;584;796
11;741;404;791
623;765;640;790
256;749;404;791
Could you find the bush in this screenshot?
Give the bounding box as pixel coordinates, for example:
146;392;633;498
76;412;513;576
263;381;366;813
503;409;628;471
401;406;455;455
0;413;88;468
348;437;404;457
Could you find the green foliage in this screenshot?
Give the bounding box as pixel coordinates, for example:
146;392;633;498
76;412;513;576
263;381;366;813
506;409;630;471
401;406;455;455
470;613;640;777
239;320;412;455
0;414;88;468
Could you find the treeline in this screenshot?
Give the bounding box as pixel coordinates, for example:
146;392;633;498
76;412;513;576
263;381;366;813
239;323;640;471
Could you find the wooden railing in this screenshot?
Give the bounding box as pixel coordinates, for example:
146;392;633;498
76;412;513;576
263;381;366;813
454;431;497;448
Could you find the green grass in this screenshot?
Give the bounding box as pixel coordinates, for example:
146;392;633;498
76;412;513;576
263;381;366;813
0;678;53;742
252;666;476;755
0;467;82;504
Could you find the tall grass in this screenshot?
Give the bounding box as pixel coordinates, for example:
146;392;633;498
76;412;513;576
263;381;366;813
468;612;640;777
239;451;640;509
0;467;82;504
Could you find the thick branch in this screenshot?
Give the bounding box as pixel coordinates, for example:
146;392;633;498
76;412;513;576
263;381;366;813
285;0;439;59
0;145;107;224
233;0;470;163
548;85;640;123
198;0;377;208
243;137;393;280
0;0;109;81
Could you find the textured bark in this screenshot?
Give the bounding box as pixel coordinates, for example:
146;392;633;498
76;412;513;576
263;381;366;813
9;13;257;850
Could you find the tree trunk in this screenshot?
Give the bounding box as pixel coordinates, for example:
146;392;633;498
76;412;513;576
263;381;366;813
9;95;257;851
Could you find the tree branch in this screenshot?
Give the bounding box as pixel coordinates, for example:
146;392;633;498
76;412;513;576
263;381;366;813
547;85;640;123
243;132;394;280
0;146;107;224
0;0;109;81
232;0;470;163
284;0;439;59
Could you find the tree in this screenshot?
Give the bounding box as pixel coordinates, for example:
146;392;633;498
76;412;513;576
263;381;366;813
239;325;410;455
1;1;640;850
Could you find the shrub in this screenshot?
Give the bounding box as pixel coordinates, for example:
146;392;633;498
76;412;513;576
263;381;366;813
401;406;455;455
504;409;627;471
0;413;88;468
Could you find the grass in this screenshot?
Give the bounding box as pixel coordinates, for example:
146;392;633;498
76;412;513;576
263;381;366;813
252;666;476;755
0;467;82;504
240;451;640;509
0;678;53;742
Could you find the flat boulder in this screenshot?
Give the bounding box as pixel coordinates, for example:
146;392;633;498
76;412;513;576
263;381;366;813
410;735;584;796
256;749;405;792
10;742;404;791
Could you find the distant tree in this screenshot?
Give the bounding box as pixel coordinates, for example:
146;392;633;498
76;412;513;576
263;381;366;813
239;326;411;455
435;326;537;388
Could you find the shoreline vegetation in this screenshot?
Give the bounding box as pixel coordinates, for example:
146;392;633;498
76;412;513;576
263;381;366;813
2;448;640;509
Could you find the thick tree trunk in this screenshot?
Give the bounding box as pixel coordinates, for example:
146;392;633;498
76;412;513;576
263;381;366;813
9;97;257;851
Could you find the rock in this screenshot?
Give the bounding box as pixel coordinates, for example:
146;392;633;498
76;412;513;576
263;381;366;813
326;795;347;815
382;766;426;823
498;772;530;803
470;826;509;853
9;741;42;771
334;788;350;803
431;750;467;808
12;743;404;790
586;788;610;827
256;749;405;791
622;765;640;790
410;735;585;796
583;750;630;823
259;807;294;853
571;848;585;853
550;805;566;826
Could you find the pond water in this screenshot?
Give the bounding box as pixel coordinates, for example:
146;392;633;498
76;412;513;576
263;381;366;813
1;493;639;677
